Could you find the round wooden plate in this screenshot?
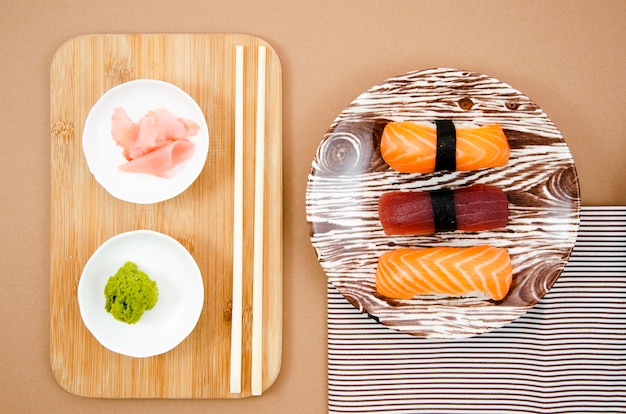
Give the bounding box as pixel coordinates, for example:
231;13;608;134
306;68;580;339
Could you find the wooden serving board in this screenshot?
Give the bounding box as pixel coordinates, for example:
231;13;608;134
50;34;282;398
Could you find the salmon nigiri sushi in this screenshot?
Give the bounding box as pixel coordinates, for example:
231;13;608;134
376;245;512;301
380;120;510;173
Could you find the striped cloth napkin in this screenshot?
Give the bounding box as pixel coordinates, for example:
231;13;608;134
328;206;626;413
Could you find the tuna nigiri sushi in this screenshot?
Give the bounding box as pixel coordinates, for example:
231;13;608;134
376;245;512;301
380;120;510;173
378;184;509;235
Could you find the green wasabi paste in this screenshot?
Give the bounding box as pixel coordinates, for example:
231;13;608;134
104;261;158;324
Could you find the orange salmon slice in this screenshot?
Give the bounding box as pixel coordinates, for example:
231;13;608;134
380;122;510;173
376;245;513;301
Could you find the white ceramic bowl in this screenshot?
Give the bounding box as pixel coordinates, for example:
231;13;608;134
82;79;209;204
77;230;204;358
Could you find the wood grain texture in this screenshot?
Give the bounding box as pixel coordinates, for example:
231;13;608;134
50;34;282;398
307;68;580;339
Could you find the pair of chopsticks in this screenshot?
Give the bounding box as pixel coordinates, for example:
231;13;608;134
230;44;267;396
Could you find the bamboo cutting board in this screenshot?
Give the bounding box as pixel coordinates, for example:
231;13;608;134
50;34;282;398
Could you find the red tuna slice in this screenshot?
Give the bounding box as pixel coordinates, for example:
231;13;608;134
453;184;509;232
118;140;196;178
378;191;435;234
378;184;508;235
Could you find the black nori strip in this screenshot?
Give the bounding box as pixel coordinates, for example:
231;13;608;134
430;189;457;232
435;119;456;171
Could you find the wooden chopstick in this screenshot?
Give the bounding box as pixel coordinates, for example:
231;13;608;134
251;45;267;396
229;44;245;395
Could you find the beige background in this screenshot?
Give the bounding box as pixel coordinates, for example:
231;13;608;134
1;1;624;413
